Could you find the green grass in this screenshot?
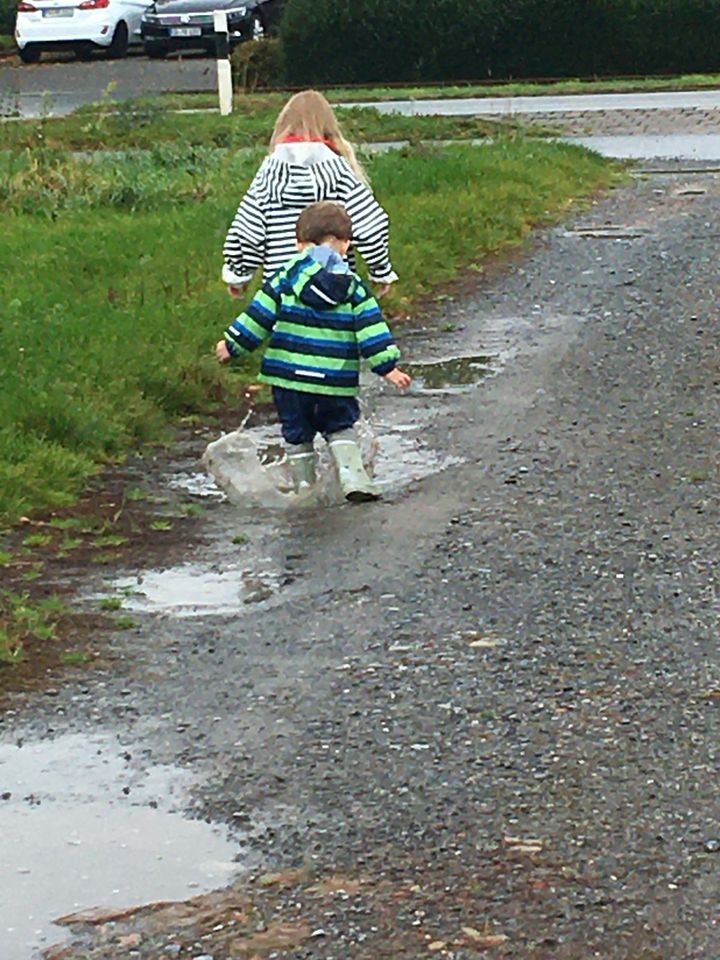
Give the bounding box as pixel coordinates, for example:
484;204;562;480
0;100;521;152
60;650;91;664
0;137;618;526
7;64;717;153
99;596;124;611
0;591;66;663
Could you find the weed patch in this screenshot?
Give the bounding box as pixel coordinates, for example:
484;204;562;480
0;591;65;663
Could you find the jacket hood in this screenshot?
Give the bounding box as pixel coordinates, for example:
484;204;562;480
290;247;354;310
260;145;348;209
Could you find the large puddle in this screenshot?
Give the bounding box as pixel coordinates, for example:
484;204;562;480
112;422;462;618
107;353;492;618
0;733;239;960
202;354;494;508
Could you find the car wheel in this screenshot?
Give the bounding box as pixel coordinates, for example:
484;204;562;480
19;44;41;64
107;20;129;57
145;41;168;58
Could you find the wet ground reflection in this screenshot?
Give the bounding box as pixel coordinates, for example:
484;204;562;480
0;733;238;959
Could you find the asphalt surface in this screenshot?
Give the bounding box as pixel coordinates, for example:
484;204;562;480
351;89;720;115
2;166;719;959
0;53;217;116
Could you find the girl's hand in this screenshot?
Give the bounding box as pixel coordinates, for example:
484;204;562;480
375;282;392;299
216;340;231;363
383;367;411;391
227;283;246;299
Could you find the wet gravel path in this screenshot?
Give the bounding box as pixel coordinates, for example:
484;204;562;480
3;168;720;959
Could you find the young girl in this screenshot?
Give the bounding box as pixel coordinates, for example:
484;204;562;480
221;90;398;297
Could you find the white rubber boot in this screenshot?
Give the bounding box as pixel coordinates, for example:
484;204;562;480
328;430;379;502
286;444;316;493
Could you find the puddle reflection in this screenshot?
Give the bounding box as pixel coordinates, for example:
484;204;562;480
404;353;495;393
114;563;281;617
0;733;238;960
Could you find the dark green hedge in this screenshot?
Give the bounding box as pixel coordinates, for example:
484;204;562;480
1;0;16;36
281;0;720;84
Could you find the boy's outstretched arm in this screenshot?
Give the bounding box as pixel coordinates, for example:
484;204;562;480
216;284;279;364
353;283;411;391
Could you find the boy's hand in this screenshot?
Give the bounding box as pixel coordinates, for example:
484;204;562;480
216;340;232;363
227;283;247;299
375;282;392;299
384;367;412;391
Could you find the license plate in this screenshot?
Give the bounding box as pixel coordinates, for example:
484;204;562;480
169;26;202;36
43;7;74;15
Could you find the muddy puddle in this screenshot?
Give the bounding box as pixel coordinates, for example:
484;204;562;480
403;353;494;393
201;353;495;507
111;421;462;618
166;471;226;500
114;561;282;616
105;353;493;618
0;732;239;960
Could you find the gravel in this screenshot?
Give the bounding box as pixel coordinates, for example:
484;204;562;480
2;166;719;960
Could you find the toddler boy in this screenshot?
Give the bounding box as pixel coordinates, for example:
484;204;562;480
216;200;411;501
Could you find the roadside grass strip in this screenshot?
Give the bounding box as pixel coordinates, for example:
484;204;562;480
0;139;616;526
0;101;524;152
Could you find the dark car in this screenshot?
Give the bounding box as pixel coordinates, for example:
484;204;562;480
141;0;281;57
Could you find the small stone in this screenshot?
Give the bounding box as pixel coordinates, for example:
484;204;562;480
462;927;509;946
704;839;720;853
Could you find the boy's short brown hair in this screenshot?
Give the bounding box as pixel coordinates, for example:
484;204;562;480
296;201;352;244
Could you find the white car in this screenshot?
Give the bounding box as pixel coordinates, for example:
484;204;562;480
15;0;150;62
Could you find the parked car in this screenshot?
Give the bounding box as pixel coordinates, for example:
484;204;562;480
14;0;149;62
140;0;281;58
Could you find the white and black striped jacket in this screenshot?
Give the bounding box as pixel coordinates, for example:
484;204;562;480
222;142;398;286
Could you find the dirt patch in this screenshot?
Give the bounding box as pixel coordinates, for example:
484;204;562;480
0;409;267;702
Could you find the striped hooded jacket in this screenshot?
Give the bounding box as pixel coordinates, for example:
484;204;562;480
222;246;400;397
222;142;398;286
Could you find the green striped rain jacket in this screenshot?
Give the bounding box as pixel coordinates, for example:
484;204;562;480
223;249;400;396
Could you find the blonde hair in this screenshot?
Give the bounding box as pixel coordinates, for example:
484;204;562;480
269;90;368;185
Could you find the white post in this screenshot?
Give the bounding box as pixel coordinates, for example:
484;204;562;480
214;10;232;116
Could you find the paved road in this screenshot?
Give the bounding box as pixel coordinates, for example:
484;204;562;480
0;54;217;116
349;88;720;115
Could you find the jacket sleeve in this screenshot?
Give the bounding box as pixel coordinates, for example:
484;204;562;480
222;185;267;285
342;178;398;285
223;283;279;358
353;283;400;375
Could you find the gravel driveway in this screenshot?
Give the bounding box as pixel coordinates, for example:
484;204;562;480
2;167;719;959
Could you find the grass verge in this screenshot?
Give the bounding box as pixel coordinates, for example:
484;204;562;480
0;138;618;527
0;98;528;151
